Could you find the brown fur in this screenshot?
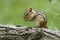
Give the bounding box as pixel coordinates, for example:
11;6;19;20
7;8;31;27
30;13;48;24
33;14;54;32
23;8;47;28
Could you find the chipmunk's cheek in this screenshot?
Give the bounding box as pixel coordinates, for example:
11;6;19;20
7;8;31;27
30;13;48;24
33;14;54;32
24;17;27;21
28;16;32;21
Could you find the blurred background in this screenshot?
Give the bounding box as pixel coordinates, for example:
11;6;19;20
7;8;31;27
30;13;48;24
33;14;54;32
0;0;60;29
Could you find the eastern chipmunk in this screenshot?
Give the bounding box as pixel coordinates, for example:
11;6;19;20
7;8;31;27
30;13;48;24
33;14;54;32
23;8;47;28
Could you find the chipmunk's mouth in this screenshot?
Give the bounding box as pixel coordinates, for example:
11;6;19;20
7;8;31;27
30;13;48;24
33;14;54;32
23;16;30;21
24;18;32;21
23;17;28;21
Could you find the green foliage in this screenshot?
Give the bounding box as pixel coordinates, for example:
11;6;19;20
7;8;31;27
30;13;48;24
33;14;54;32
0;0;60;29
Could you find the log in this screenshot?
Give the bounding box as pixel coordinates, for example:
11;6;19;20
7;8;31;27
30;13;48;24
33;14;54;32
0;24;60;40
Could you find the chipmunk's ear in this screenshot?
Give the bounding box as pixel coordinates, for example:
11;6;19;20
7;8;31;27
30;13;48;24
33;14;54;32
29;8;32;12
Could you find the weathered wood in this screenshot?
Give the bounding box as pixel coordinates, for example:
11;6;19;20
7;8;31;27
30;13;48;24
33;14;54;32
0;24;60;40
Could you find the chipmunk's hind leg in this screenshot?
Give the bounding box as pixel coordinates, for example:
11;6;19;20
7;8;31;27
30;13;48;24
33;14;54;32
39;21;48;28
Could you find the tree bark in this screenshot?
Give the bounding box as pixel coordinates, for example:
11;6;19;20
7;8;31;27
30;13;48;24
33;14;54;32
0;24;60;40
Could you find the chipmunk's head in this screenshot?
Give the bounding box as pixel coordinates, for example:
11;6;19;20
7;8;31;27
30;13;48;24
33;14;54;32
23;8;36;21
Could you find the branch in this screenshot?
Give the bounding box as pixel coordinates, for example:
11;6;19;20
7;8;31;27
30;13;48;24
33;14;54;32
0;24;60;40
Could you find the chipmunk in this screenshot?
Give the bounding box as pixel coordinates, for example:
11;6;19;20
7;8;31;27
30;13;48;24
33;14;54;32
23;8;47;28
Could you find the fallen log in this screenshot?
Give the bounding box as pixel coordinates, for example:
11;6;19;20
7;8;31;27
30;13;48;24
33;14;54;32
0;24;60;40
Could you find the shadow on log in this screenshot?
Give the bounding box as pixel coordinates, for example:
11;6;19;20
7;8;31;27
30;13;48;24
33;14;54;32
0;24;60;40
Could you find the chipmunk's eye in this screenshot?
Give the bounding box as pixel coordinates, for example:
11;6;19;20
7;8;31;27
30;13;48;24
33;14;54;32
26;13;29;15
